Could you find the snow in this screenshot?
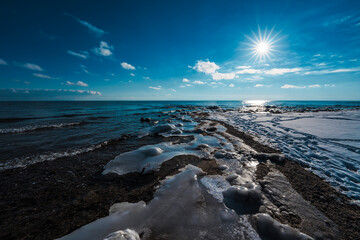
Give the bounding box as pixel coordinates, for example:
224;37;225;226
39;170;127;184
210;110;360;201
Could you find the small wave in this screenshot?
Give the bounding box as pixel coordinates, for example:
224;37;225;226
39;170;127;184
0;122;84;134
0;141;109;170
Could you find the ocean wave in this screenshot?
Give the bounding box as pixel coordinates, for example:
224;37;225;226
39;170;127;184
0;141;110;170
0;122;84;134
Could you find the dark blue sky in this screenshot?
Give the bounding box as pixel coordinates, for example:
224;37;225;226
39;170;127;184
1;0;359;100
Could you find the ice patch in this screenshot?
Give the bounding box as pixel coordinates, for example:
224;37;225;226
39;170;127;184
103;229;140;240
253;213;313;240
60;165;260;240
103;134;221;175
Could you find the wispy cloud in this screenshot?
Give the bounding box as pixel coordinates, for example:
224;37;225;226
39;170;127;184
281;84;306;89
264;68;303;75
66;81;88;87
67;50;89;59
254;84;264;87
236;65;251;69
212;72;236;80
21;63;44;71
0;58;8;65
93;41;113;56
149;86;162;90
3;88;101;96
182;78;190;82
193;80;205;85
130;73;135;76
33;73;57;79
236;69;261;74
308;84;321;88
324;15;352;27
304;67;360;75
229;83;234;87
64;13;106;37
121;62;135;70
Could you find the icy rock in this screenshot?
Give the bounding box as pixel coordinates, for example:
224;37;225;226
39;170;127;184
253;213;313;240
214;150;237;159
223;185;263;214
109;202;146;215
252;153;285;163
196;143;211;150
218;165;229;171
149;124;176;135
103;229;140;240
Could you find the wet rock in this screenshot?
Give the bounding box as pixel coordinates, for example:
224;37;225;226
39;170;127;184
206;127;217;132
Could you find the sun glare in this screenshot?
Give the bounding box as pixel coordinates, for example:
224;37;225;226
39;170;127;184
246;27;280;62
256;42;269;54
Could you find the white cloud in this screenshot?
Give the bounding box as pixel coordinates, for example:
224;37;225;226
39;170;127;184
229;83;234;87
304;67;360;75
236;65;251;69
193;80;205;85
67;50;89;59
33;73;57;79
149;86;162;90
22;63;44;71
66;81;88;87
236;69;262;74
121;62;135;70
0;58;8;65
24;81;31;85
143;77;150;80
130;73;135;76
182;78;190;82
254;84;264;87
324;84;336;87
314;62;326;66
169;88;176;92
93;41;113;56
193;60;220;74
212;72;236;80
313;54;322;57
264;68;302;75
242;76;264;82
180;85;186;88
349;59;358;62
281;84;306;89
65;13;106;37
186;84;192;87
308;84;321;88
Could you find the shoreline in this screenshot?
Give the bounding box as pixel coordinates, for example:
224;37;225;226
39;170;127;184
0;111;359;239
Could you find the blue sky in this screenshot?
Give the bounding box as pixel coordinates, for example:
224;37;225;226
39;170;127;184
0;0;359;100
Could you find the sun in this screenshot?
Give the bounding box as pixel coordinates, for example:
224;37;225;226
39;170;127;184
256;42;269;54
246;27;280;62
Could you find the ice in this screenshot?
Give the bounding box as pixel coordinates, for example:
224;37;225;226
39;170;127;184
60;165;260;240
103;229;140;240
253;213;313;240
223;185;263;214
103;134;221;175
280;117;360;139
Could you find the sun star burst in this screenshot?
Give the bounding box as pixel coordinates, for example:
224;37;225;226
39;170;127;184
246;27;280;62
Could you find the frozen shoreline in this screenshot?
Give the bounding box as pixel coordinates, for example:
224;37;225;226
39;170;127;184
1;107;359;240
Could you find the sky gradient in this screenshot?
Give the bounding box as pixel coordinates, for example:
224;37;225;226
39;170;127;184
1;0;360;100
